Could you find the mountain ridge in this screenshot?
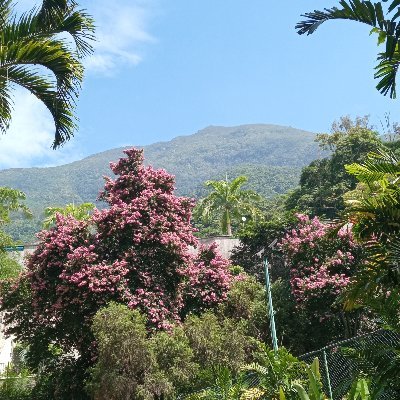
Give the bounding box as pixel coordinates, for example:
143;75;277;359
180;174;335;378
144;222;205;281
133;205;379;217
1;123;322;241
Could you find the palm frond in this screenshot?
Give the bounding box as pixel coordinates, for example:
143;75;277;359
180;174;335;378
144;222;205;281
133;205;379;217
342;341;400;397
385;0;400;14
0;76;13;135
5;64;78;148
229;176;248;194
296;1;386;36
205;180;227;193
242;363;268;376
0;0;94;147
297;0;400;98
0;0;12;30
375;49;400;97
198;176;261;235
36;1;95;57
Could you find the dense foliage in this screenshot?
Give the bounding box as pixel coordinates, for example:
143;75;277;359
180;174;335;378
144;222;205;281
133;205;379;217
42;202;95;228
343;149;400;311
1;1;398;399
1;119;400;398
87;302;262;400
286;119;383;218
0;187;30;279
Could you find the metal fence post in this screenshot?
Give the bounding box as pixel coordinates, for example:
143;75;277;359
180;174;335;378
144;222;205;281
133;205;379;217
322;350;333;400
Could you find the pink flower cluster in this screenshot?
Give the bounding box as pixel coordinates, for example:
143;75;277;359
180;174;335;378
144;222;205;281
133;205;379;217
180;243;232;313
19;148;233;335
279;214;361;308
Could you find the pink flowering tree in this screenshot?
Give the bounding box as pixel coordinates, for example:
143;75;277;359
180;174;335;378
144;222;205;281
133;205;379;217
279;214;364;337
1;148;232;374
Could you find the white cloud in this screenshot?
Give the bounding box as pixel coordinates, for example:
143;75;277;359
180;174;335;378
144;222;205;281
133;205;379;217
0;88;83;169
84;0;156;75
14;0;157;76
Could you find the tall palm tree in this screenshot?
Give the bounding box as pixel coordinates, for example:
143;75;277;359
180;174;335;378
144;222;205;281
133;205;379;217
194;176;261;236
0;0;94;148
297;0;400;98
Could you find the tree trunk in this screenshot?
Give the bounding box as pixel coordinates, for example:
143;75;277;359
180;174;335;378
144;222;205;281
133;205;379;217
225;208;232;236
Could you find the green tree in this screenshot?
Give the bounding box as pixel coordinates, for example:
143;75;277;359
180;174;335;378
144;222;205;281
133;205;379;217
87;303;162;400
286;118;383;218
338;150;400;398
194;176;261;236
0;0;94;148
231;208;295;280
0;187;31;225
0;187;31;279
297;0;400;98
42;202;95;228
0;149;233;398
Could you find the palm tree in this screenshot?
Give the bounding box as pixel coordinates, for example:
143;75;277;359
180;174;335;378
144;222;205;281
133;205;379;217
0;186;31;225
194;176;261;236
43;202;95;228
0;0;94;148
297;0;400;98
345;149;400;240
343;149;400;307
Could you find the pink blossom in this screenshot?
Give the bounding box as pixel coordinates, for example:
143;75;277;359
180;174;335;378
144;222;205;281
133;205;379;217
12;148;233;339
279;214;363;311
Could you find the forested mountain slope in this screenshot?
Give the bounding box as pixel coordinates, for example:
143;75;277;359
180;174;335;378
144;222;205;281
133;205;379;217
0;124;322;240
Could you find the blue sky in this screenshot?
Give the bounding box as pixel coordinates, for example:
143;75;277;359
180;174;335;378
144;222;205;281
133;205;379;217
0;0;399;168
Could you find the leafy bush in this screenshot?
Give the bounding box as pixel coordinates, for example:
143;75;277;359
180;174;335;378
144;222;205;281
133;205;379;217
245;347;307;400
87;303;157;400
0;368;33;400
86;303;264;399
184;312;260;378
217;275;268;342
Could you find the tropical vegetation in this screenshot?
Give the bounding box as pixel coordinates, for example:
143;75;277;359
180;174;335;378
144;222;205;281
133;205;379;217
0;0;94;147
0;0;399;398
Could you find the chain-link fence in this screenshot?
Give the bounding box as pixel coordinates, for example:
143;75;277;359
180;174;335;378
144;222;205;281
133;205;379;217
299;329;400;399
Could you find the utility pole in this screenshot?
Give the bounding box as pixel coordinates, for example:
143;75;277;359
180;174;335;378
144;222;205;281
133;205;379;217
264;257;278;354
258;239;279;354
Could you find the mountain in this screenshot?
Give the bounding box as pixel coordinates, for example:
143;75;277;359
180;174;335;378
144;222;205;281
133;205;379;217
0;124;322;241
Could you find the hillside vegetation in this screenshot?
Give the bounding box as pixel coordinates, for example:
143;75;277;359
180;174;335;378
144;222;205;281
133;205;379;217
0;124;321;241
